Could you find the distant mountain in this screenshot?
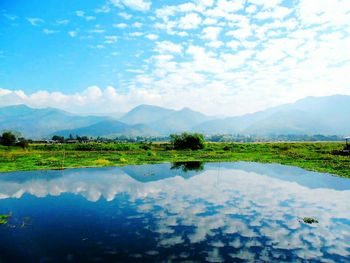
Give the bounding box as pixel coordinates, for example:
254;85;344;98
194;95;350;135
119;104;213;134
150;107;213;134
54;120;157;137
120;104;175;125
0;105;107;138
1;95;349;138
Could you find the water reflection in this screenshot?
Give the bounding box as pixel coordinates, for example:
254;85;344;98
0;162;350;262
171;161;204;172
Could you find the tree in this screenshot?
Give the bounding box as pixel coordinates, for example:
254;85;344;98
16;137;29;149
171;161;204;172
170;132;205;150
0;132;16;146
52;135;65;143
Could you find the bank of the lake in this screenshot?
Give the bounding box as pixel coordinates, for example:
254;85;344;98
0;142;349;178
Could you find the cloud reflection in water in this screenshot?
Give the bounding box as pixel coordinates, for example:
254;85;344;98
0;162;349;262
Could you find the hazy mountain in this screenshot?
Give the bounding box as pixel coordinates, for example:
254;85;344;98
1;95;349;138
54;120;157;137
194;95;350;135
0;105;107;138
120;104;175;125
119;104;213;134
149;107;213;134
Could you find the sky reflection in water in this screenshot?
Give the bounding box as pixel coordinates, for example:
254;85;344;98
0;162;349;262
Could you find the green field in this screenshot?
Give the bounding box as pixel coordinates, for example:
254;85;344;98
0;142;349;178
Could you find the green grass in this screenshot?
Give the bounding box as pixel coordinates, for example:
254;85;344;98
0;142;349;178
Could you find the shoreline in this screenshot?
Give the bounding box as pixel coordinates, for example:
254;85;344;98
0;142;349;178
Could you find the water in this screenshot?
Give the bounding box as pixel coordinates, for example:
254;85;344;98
0;162;349;262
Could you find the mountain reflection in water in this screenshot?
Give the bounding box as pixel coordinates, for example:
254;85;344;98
0;162;349;262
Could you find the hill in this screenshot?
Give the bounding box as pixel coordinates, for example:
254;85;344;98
54;120;157;137
120;104;175;125
194;95;350;135
1;95;350;138
0;105;107;138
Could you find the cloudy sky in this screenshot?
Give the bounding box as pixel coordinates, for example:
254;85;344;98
0;0;350;116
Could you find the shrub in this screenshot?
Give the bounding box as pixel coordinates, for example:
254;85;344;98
94;159;111;166
140;144;151;150
170;133;205;150
16;138;29;149
0;132;16;146
171;161;204;172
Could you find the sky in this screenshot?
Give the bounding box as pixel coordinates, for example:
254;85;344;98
0;0;350;116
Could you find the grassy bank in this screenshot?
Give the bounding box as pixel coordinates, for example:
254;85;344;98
0;142;349;178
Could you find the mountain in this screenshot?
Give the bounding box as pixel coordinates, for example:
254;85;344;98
194;95;350;135
1;95;349;138
0;105;108;138
119;104;213;134
150;107;213;134
54;106;212;137
120;104;175;125
54;120;157;137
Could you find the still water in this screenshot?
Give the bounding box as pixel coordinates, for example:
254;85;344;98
0;162;349;262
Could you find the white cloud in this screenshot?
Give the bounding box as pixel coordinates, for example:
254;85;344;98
89;29;105;34
76;10;96;21
129;32;143;37
118;12;132;19
132;22;143;28
56;19;69;25
110;0;151;11
145;33;158;40
75;10;85;17
104;35;118;43
113;23;128;28
206;41;224;48
202;26;222;41
3;14;18;21
94;5;111;13
226;40;240;50
43;29;58;35
255;6;292;20
226;27;251;40
245;5;257;14
26;17;44;26
248;0;282;9
297;0;350;26
178;13;202;29
5;0;350;116
68;31;77;37
155;41;183;54
85;16;96;21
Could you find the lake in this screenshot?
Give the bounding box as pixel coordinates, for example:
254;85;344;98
0;162;350;262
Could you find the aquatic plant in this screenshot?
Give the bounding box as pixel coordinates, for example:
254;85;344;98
0;214;11;225
303;217;319;224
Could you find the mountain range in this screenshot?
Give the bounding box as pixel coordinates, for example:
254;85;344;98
0;95;349;138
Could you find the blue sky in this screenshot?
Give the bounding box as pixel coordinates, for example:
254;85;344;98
0;0;350;115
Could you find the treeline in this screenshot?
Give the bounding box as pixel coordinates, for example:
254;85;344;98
0;132;28;148
51;133;344;143
206;134;344;142
50;134;171;143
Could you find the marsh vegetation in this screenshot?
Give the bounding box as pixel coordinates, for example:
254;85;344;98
0;141;349;177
